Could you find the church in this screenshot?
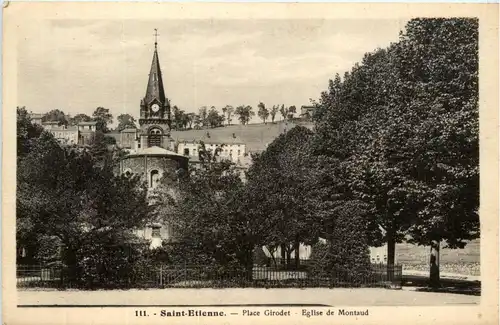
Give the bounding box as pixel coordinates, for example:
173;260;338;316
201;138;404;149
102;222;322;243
119;35;189;249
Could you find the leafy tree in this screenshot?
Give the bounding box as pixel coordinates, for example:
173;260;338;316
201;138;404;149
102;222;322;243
308;201;372;285
288;106;297;120
116;114;137;132
156;143;257;276
235;105;255;125
193;114;202;129
207;106;225;128
246;126;321;268
257;102;269;124
223;105;235;126
269;105;279;123
69;113;92;126
314;18;479;286
186;113;196;129
92;107;113;133
17;107;44;157
393;18;479;286
17;125;153;286
172;106;190;130
42;109;69;126
198;106;208;127
279;104;287;121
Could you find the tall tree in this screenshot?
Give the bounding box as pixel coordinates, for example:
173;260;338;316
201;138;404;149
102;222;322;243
246;126;321;267
223;105;235;126
314;18;479;286
42;109;69;126
288;106;297;120
17;129;153;285
116;114;137;132
193;114;202;128
171;106;190;130
221;106;228;126
92;107;113;133
257;102;269;124
69;113;92;126
17;107;44;157
279;104;287;121
198;106;208;127
269;105;279;123
186;113;196;129
207;106;225;128
393;18;479;286
235;105;255;125
157;143;257;275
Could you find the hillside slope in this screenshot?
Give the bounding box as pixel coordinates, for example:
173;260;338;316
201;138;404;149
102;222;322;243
170;120;314;152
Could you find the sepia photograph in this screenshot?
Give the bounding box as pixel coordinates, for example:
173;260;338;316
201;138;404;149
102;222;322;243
3;2;498;325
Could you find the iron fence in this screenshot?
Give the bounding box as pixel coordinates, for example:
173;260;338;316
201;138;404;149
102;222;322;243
17;262;402;289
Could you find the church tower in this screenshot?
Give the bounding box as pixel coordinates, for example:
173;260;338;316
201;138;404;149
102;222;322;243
138;29;171;149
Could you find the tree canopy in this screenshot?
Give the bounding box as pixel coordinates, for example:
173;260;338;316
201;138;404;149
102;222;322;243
92;107;113;133
116;114;137;131
17;111;153;285
313;18;479;283
235;105;255;125
42;109;69;126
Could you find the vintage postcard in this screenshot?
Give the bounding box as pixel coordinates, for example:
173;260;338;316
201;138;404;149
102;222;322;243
2;2;499;325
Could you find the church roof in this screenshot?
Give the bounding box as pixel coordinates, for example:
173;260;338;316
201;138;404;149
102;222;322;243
125;146;186;158
143;46;166;106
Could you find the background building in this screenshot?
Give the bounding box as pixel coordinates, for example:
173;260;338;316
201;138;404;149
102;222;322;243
46;125;79;145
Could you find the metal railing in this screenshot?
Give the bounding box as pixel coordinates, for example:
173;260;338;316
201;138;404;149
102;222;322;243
17;262;402;289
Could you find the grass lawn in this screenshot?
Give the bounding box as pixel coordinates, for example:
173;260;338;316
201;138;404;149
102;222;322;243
396;240;480;276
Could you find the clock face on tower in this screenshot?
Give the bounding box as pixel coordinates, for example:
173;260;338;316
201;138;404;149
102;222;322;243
151;104;160;113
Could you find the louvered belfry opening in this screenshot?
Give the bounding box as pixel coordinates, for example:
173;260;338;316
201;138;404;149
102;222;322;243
148;128;162;147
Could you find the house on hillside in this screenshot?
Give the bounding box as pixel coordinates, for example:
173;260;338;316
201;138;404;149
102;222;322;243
33;118;97;146
46;125;79;145
176;132;247;163
300;105;316;120
28;112;44;125
77;121;98;145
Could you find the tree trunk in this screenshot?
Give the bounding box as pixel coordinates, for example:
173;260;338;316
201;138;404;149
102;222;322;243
294;239;300;269
245;247;254;281
429;240;440;288
62;245;79;285
286;245;291;268
268;246;278;267
386;232;396;282
280;244;286;265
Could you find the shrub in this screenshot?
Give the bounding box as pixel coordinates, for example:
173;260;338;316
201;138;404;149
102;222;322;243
308;202;373;285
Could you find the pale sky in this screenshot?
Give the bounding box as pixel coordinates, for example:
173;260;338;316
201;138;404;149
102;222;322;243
18;19;407;126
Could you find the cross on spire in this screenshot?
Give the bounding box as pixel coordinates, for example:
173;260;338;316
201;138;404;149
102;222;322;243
154;28;159;49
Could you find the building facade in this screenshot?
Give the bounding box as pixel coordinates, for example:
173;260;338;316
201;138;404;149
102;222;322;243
77;121;98;145
46;125;79;145
29;118;97;146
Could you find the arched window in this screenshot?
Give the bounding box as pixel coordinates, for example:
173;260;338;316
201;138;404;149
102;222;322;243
150;170;160;189
148;128;162;147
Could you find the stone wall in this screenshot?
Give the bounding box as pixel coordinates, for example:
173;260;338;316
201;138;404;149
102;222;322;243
120;155;188;186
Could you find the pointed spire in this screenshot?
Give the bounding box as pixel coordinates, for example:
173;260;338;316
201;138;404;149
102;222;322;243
144;29;166;106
